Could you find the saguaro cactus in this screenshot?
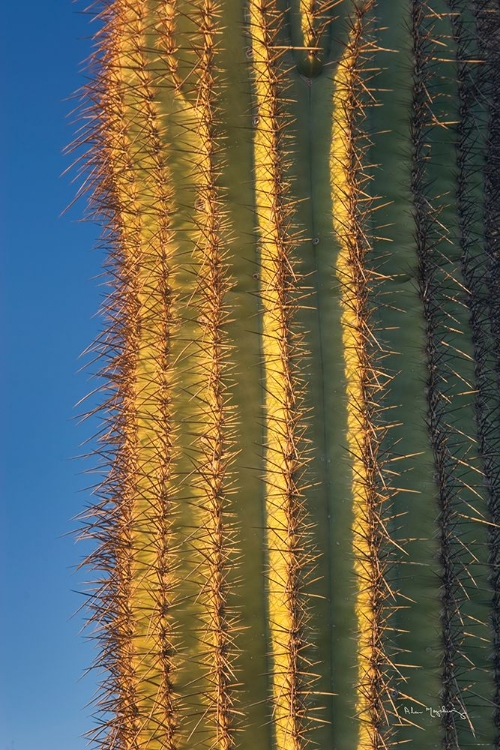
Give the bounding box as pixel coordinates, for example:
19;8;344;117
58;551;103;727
74;0;500;748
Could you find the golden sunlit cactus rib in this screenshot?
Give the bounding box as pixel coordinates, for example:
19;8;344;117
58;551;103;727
156;0;180;88
99;2;180;747
99;40;144;750
187;1;237;746
298;0;317;49
288;0;337;76
249;2;312;748
77;10;145;743
330;4;400;748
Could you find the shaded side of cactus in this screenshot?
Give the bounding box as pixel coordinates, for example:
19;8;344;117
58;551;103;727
73;0;500;748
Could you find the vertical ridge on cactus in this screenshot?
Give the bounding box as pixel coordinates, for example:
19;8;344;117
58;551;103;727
73;1;500;748
331;6;391;747
99;3;181;746
471;8;500;740
410;4;493;746
186;2;238;748
248;3;313;748
447;1;500;743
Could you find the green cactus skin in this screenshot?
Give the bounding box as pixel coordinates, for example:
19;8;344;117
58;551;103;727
75;0;500;748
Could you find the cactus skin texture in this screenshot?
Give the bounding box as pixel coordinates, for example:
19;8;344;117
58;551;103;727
74;0;500;748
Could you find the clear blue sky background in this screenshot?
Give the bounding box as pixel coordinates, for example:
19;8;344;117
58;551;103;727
1;2;105;748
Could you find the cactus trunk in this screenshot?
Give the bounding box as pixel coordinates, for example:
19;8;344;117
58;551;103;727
76;0;500;748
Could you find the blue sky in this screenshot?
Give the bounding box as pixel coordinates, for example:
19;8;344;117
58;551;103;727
1;2;104;747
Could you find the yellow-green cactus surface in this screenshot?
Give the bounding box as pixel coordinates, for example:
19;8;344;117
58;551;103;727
76;0;500;748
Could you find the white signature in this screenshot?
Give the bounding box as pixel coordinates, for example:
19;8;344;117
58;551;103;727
402;705;467;720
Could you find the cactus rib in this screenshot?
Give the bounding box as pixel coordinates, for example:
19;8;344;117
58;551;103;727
188;0;237;746
249;2;313;747
86;2;181;747
447;3;500;743
410;3;493;745
330;4;402;747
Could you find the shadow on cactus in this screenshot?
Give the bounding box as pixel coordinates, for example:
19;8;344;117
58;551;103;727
71;0;500;747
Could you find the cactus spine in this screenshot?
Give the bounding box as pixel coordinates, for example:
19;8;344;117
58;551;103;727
75;0;500;748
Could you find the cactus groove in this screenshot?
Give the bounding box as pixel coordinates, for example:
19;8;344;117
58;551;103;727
74;0;500;748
